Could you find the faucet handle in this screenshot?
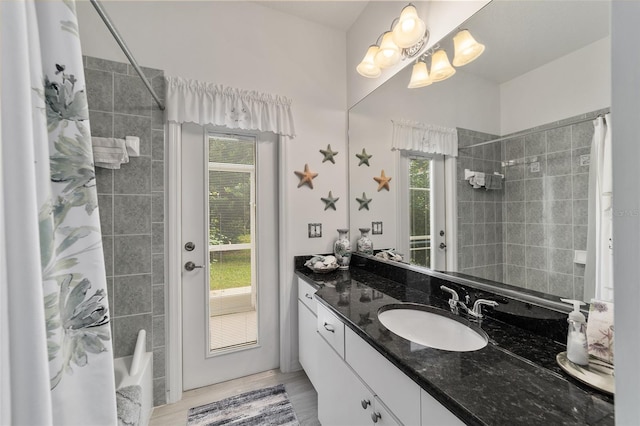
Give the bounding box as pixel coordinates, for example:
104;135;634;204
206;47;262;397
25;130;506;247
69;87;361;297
471;299;499;318
440;285;459;300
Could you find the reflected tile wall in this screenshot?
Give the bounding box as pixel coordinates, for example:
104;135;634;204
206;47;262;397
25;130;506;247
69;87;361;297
500;109;607;300
85;56;167;406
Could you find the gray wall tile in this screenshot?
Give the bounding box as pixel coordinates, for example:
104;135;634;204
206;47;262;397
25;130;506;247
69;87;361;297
504;137;524;160
546;151;572;176
574;225;588;250
114;156;151;195
102;235;114;277
525;224;546;247
546;175;572;200
152;192;164;223
85;68;113;112
473;226;485;246
526;268;548;293
153;315;165;348
152;254;165;285
98;194;113;236
153;348;165;380
549;272;573;298
473;247;487;267
545;200;572;224
506;244;525;267
505;163;524;181
547;126;571;153
549;248;574;274
114;235;152;275
114;114;152;156
572;121;594;149
524;156;546;179
572;147;591;174
152;161;164;192
153;223;165;254
506;180;525;202
459;224;474;246
114;194;152;235
86;56;128;74
153;285;165;315
573;173;589;199
526;246;547;270
154;378;166;406
525;132;546;157
89;111;113;138
573;200;588;225
548;224;573;249
574;277;585;300
506;202;525;223
506;264;525;286
114;274;152;316
525;201;543;224
107;277;114;318
95;166;113;194
474;203;485;223
152;108;165;130
506;223;525;245
459;201;473;222
114;73;152;116
112;314;152;358
525;178;543;201
152;130;165;161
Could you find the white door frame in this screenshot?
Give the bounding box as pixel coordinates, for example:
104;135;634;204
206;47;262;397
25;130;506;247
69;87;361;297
165;124;293;404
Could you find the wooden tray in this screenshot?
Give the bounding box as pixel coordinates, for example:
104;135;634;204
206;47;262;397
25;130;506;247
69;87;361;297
556;351;614;395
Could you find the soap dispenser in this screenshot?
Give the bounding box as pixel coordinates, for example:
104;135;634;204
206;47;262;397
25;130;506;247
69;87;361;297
561;299;589;366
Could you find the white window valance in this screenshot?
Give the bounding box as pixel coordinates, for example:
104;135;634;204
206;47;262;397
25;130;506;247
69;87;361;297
165;76;296;138
391;119;458;157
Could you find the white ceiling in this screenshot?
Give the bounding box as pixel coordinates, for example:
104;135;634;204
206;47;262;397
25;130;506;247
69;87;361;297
254;1;369;31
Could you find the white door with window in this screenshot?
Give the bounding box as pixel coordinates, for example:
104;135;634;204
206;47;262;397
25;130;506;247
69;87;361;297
181;123;279;390
397;153;447;270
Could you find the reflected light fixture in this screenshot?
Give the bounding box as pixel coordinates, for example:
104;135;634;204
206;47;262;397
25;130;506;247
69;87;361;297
374;31;402;68
356;45;382;78
452;29;485;67
392;4;427;48
429;49;456;82
407;60;431;89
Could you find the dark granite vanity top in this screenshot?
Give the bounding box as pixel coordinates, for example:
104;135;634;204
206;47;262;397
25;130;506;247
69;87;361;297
295;258;614;426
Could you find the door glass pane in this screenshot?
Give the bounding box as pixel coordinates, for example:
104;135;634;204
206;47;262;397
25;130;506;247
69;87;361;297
208;136;257;352
409;158;431;267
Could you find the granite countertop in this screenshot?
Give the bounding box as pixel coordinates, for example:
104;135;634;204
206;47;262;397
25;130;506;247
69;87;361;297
296;265;614;426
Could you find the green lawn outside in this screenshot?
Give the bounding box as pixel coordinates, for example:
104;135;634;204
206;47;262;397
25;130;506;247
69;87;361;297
209;250;251;291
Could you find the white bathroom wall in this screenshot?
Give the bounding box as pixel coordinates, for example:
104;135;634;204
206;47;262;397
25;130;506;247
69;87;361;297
500;37;611;135
347;1;490;108
77;0;348;256
76;0;347;377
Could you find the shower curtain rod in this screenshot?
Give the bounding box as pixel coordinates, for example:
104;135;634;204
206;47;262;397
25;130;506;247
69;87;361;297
462;111;609;149
89;0;165;111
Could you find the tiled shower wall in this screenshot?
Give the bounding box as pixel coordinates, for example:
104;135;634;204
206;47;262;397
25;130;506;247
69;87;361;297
456;109;608;300
456;128;503;282
84;56;166;406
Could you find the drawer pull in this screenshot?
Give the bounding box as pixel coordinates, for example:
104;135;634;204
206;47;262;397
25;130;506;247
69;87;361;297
371;412;382;423
361;399;371;410
323;322;335;333
305;294;313;300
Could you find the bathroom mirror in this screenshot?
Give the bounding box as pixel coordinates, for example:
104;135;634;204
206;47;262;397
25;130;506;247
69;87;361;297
348;0;611;302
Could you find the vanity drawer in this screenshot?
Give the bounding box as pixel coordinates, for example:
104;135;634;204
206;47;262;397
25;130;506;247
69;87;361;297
297;278;317;314
345;327;421;426
317;302;345;358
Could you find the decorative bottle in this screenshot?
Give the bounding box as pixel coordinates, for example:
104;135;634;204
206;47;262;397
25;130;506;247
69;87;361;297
561;299;589;366
357;227;373;255
334;229;352;270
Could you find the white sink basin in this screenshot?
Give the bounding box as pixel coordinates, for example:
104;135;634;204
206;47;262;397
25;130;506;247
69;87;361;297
377;304;489;352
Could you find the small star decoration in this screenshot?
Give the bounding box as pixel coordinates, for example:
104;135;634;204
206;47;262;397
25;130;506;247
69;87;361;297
320;145;339;164
294;164;318;189
356;148;373;167
321;191;339;211
356;192;372;211
374;169;392;191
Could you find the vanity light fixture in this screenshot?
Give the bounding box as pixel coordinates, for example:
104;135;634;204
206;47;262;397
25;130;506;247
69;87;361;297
374;31;402;68
356;3;429;78
392;4;427;48
429;49;456;82
407;59;432;88
452;29;485;66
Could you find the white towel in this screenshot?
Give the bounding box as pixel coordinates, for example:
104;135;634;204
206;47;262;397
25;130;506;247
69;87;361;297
92;137;129;169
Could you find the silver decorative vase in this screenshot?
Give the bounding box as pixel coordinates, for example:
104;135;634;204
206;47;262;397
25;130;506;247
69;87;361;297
334;228;352;270
357;228;373;255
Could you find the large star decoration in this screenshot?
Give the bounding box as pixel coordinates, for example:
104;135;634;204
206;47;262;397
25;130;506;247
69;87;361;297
321;191;339;211
320;144;339;164
356;192;372;211
294;164;318;189
356;148;373;167
374;169;392;191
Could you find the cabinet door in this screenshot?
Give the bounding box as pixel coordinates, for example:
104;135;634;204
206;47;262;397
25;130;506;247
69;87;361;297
317;334;372;426
421;390;465;426
371;397;401;426
298;300;318;388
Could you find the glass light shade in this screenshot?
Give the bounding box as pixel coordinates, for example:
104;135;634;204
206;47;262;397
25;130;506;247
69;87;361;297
374;31;401;68
429;49;456;82
407;61;432;89
356;45;382;78
452;29;485;67
392;5;427;49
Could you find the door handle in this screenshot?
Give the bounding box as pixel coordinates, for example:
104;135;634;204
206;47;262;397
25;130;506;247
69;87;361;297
184;261;204;271
439;242;447;250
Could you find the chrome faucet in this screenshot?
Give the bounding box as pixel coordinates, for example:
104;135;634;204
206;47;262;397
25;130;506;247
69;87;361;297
440;285;459;310
470;299;499;319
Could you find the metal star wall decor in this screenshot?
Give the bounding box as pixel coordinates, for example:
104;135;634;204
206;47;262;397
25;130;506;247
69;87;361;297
294;164;318;189
320;144;338;164
356;192;372;211
356;148;373;166
321;191;339;210
374;169;392;191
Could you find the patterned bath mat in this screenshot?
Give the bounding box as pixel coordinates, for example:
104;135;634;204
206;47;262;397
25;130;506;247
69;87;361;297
186;384;299;426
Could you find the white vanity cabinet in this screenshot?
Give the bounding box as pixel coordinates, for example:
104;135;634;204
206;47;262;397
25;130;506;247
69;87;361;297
298;278;319;388
309;291;463;426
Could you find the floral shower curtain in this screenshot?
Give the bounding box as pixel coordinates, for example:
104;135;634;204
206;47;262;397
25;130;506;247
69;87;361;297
0;1;117;425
